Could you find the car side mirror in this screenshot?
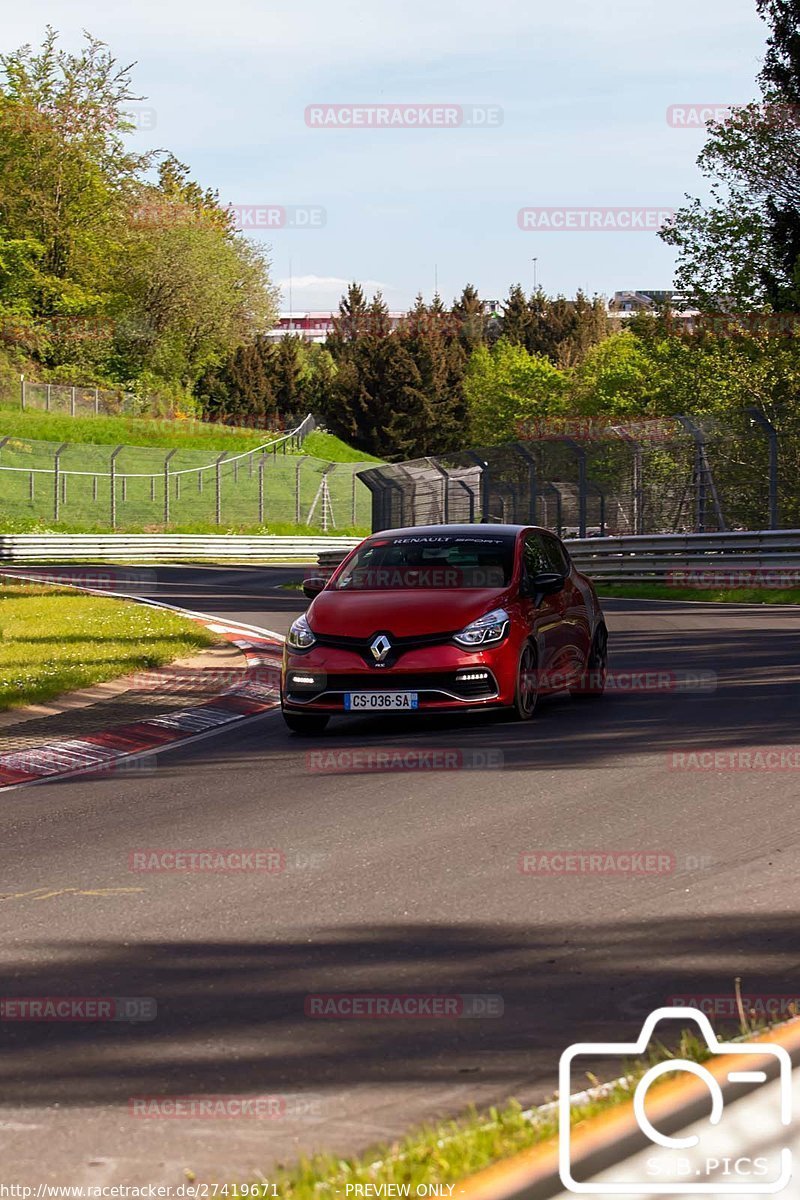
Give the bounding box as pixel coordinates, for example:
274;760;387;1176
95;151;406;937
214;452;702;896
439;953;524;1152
302;576;327;599
527;571;565;599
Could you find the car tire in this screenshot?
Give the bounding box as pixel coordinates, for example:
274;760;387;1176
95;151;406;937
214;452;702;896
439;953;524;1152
282;712;330;735
570;625;608;698
512;641;539;720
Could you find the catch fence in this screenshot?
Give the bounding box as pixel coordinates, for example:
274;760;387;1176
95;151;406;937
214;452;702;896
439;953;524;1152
358;413;795;535
0;416;373;531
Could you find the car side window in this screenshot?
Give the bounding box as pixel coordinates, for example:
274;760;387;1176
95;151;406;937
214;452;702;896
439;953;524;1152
543;533;571;576
523;533;550;578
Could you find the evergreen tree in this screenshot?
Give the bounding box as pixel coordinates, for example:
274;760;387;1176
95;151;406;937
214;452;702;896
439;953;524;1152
452;284;486;351
501;284;531;346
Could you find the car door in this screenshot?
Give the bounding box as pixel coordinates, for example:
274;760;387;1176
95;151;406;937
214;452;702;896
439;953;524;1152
521;531;567;684
542;532;591;681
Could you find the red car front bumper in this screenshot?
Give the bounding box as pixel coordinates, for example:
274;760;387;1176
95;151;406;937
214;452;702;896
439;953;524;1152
281;638;520;714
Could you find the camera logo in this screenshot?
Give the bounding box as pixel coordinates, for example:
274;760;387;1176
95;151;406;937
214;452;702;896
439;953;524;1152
559;1007;792;1194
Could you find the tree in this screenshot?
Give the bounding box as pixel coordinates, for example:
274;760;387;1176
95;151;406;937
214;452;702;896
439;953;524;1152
328;282;371;348
464;339;569;445
500;284;531;347
0;29;278;400
661;1;800;310
0;28;150;299
270;335;307;419
452;284;486;351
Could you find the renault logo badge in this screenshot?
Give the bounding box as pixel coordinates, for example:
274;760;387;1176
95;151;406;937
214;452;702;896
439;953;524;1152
370;634;392;663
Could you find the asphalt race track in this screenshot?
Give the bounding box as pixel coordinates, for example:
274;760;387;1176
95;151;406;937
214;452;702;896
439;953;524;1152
1;565;799;1184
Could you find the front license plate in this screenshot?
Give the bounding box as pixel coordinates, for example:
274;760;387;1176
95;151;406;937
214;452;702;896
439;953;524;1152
344;692;419;711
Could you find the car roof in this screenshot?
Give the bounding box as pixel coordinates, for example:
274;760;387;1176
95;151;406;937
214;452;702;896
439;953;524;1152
365;524;552;539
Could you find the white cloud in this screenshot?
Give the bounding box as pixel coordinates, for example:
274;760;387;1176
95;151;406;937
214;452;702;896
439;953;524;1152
277;274;400;310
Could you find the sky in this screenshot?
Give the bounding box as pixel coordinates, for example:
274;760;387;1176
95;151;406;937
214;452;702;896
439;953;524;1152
5;0;769;312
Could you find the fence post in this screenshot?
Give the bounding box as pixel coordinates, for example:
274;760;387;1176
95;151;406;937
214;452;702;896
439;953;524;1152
426;458;451;523
562;438;588;538
675;415;727;533
46;383;51;412
53;443;69;522
465;451;491;521
29;472;34;502
514;442;539;524
110;445;124;530
215;452;226;525
258;453;266;523
94;388;100;415
745;407;779;529
94;477;99;502
544;483;563;536
295;458;302;525
455;478;476;523
164;450;178;525
351;470;357;525
20;375;25;410
70;386;76;417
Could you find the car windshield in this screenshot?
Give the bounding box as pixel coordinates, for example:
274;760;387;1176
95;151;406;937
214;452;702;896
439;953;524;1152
335;534;516;589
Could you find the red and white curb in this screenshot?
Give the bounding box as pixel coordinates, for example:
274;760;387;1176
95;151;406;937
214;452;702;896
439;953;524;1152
0;574;287;790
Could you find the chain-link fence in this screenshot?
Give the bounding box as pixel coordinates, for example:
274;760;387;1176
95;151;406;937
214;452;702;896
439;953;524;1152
19;380;139;416
358;413;794;535
0;427;373;531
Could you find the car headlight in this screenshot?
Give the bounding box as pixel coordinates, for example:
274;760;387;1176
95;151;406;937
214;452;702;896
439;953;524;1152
287;613;316;651
453;607;510;648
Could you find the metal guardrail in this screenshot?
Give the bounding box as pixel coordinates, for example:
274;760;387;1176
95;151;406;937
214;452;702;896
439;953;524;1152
301;527;800;582
566;528;800;581
0;534;363;563
1;528;797;574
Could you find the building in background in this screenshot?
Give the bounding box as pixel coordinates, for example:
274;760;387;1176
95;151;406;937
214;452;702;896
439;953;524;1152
607;290;699;328
264;311;407;343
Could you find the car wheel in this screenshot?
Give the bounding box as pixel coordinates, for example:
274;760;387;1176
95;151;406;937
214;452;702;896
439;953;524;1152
282;712;330;735
512;641;539;720
571;625;608;698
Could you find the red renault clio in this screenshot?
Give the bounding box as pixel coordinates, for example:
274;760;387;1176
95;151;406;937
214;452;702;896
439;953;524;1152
280;524;608;734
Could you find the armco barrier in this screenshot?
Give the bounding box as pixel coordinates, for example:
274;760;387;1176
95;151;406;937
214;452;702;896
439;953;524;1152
1;529;798;575
566;528;800;582
316;528;800;582
0;534;363;563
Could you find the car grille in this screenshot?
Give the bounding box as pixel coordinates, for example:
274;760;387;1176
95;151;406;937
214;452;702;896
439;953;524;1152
286;670;498;702
313;631;457;666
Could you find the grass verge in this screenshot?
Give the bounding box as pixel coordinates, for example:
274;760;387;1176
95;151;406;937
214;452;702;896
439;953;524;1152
0;581;216;709
302;430;384;463
597;583;800;605
0;517;368;537
252;1023;780;1199
0;407;385;465
0;405;279;452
